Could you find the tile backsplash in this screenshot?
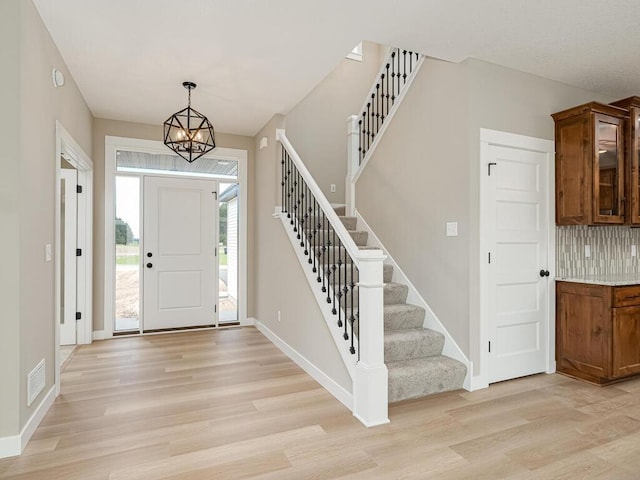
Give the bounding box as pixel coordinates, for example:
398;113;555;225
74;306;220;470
556;226;640;277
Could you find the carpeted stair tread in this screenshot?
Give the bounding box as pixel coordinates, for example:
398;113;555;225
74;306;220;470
346;282;408;307
338;216;357;230
383;282;408;305
319;229;368;246
387;356;467;403
383;304;424;330
384;328;444;362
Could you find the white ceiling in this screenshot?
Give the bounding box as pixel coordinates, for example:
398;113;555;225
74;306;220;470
33;0;640;136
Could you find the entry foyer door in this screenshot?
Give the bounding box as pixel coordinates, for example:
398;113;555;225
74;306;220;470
143;176;217;331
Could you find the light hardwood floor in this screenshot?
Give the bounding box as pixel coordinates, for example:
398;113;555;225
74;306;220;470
2;327;640;479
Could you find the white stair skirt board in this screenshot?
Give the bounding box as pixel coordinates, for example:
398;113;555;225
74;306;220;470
355;211;475;391
254;320;353;411
0;386;56;459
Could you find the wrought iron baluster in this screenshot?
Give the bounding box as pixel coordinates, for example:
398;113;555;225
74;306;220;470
390;51;397;105
350;261;356;354
281;149;285;213
409;50;413;74
403;50;408;84
385;63;390;117
380;73;386;123
375;84;381;135
370;93;375;143
337;237;343;327
359;118;364;164
331;227;336;313
322;212;327;294
301;183;307;248
312;198;318;271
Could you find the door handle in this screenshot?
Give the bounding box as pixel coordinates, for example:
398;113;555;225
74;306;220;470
147;252;153;257
539;269;550;277
146;263;153;269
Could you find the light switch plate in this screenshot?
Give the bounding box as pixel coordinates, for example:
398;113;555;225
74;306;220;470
584;244;591;258
330;184;336;193
446;222;458;237
45;244;52;262
632;245;637;257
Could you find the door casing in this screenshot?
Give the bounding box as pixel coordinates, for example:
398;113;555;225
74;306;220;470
54;121;94;396
478;128;556;389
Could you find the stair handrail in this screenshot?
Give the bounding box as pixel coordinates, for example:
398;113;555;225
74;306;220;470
346;47;425;215
277;129;374;264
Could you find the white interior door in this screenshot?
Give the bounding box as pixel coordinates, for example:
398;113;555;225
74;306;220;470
60;168;78;345
487;144;549;383
143;176;217;330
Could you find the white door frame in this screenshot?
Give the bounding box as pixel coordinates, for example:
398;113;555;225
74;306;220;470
478;128;555;389
103;136;248;339
54;121;94;396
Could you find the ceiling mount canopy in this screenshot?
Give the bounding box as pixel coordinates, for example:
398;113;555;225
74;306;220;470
163;81;216;163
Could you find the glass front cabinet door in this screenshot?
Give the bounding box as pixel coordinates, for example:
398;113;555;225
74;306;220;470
553;102;627;225
611;96;640;225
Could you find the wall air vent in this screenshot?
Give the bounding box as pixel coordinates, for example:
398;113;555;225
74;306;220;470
27;359;46;406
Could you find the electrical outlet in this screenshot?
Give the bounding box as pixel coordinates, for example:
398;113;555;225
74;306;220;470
330;184;336;193
584;245;591;258
446;222;458;237
632;245;637;257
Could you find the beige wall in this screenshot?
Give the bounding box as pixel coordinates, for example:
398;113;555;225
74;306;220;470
253;115;352;392
285;42;384;204
356;58;471;356
0;0;22;438
91;119;254;331
14;0;93;432
356;57;614;375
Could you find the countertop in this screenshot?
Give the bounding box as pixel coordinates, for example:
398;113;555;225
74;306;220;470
555;274;640;286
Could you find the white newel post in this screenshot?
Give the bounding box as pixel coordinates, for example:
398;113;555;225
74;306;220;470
353;249;389;427
346;115;360;217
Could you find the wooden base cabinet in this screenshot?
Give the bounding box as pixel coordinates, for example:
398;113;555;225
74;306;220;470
556;281;640;384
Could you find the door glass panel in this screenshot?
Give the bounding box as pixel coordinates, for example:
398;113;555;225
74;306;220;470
115;176;140;331
598;121;619;216
219;183;238;323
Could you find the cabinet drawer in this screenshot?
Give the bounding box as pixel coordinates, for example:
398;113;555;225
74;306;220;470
613;286;640;307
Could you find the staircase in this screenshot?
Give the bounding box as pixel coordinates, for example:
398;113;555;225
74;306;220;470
334;206;467;402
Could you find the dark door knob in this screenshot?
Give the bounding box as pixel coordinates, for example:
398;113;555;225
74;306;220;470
539;269;550;277
147;252;153;258
146;263;153;269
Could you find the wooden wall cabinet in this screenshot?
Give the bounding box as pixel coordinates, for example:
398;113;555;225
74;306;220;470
556;281;640;384
552;102;627;225
610;96;640;225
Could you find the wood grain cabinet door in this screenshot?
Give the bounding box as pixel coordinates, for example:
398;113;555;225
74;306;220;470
556;283;611;382
612;306;640;378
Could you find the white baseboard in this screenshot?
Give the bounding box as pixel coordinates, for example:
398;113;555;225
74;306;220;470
241;317;256;326
92;330;105;341
469;375;489;391
0;385;56;459
254;320;353;411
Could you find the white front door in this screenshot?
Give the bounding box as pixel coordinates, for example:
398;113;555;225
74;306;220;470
60;168;78;345
486;144;550;384
143;176;217;331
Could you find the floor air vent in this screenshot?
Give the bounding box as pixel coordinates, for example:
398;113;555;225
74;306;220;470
27;359;45;406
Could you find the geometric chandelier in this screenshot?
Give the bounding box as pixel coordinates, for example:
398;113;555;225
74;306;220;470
163;81;216;163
